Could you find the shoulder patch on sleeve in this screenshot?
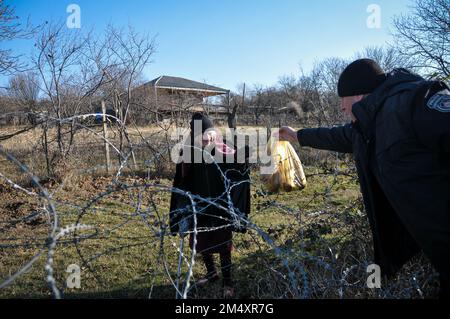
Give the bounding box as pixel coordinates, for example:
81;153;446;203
427;89;450;112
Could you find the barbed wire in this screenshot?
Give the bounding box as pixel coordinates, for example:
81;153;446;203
0;115;439;299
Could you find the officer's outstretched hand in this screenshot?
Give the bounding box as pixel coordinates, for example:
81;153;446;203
276;126;298;144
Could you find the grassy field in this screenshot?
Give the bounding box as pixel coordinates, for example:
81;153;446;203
0;125;439;299
0;164;375;298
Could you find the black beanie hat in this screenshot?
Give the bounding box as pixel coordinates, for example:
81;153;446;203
190;112;213;136
337;59;387;97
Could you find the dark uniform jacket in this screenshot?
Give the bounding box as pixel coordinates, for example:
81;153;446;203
297;69;450;280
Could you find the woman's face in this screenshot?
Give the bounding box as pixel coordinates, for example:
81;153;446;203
202;129;217;147
192;129;217;148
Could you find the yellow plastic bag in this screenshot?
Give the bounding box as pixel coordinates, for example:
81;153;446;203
262;140;307;192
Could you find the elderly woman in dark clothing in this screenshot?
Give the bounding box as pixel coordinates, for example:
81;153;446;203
169;113;250;298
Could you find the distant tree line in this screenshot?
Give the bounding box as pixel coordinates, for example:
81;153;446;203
0;0;448;177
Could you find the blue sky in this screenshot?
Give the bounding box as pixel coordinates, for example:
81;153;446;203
3;0;411;91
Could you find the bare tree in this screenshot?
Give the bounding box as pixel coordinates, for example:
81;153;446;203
392;0;450;79
278;75;300;101
297;57;347;126
30;22;113;178
90;24;156;167
355;46;416;73
33;22;89;162
100;25;156;124
8;71;40;123
226;83;245;129
248;84;266;126
0;0;39;76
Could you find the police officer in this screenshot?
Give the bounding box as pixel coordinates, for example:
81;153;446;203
279;59;450;298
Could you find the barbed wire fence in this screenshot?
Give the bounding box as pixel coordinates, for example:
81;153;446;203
0;114;440;299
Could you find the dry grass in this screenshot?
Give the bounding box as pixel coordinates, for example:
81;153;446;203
0;124;440;299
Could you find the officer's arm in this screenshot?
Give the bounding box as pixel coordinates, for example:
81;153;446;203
412;86;450;153
296;123;354;153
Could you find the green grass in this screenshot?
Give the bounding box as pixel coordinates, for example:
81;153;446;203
1;164;438;299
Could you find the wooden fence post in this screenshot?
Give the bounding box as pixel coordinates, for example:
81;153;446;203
102;100;111;174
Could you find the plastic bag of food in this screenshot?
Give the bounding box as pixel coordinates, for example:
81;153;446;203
262;140;307;192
